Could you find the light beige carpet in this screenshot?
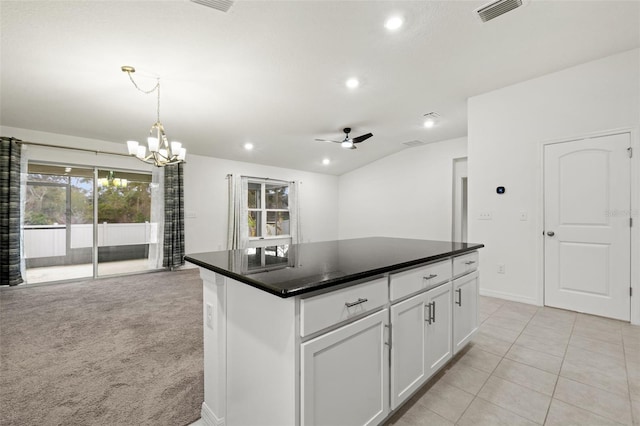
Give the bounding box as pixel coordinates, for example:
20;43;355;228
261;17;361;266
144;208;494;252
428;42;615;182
0;269;203;426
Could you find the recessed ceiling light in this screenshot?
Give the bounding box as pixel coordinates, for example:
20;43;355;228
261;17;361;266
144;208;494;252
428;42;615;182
423;112;441;129
322;158;331;165
385;16;403;31
423;119;435;128
244;142;254;150
345;78;359;89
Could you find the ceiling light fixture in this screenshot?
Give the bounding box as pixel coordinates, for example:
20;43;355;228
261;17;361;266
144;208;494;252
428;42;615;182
385;16;403;30
322;158;331;165
98;170;128;188
244;142;254;151
423;112;441;129
345;78;359;89
121;66;186;167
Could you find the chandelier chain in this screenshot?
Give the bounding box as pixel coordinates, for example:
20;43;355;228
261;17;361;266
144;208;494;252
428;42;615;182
125;71;161;123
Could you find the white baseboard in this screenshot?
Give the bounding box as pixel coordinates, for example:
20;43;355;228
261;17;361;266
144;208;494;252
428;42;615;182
201;402;224;426
479;288;540;306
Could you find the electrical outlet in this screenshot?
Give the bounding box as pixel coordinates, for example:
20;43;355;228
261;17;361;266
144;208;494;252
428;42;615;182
206;303;213;329
497;264;505;274
478;212;493;220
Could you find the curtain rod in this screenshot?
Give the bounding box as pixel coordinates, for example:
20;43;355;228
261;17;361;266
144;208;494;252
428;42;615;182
11;139;131;159
226;174;292;184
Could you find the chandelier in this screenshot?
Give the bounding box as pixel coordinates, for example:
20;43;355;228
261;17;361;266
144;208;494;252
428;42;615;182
121;66;186;167
98;170;127;188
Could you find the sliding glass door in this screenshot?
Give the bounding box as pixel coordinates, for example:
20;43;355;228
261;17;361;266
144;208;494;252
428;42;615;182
24;164;94;283
96;169;155;277
23;163;158;283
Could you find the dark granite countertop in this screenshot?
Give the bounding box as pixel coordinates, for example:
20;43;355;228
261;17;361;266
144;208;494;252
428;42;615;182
185;237;484;298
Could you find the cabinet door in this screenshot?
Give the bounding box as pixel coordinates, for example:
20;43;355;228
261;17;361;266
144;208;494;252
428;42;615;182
452;271;479;354
301;309;389;426
390;293;428;409
425;282;453;377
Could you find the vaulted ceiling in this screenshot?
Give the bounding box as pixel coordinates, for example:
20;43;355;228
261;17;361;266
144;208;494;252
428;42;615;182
1;1;638;175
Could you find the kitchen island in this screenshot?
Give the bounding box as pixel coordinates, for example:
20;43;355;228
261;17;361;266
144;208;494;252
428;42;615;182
185;237;484;426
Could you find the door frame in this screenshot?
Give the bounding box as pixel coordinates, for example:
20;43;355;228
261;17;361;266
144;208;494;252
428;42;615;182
537;127;640;325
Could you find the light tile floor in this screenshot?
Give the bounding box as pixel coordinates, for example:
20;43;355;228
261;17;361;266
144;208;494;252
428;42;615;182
385;296;640;426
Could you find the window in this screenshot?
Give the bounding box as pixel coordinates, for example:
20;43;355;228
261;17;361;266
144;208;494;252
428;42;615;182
247;180;291;239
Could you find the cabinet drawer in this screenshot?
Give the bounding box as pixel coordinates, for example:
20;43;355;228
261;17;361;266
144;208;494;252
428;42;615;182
390;260;451;302
452;251;479;278
300;278;388;337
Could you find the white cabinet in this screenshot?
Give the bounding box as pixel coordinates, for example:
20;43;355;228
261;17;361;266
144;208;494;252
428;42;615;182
301;309;389;426
425;282;453;377
452;271;479;354
390;293;428;409
390;282;453;410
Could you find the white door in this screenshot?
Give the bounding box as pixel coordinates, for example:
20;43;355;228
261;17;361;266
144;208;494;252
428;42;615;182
452;271;479;354
301;309;389;426
544;133;631;321
390;293;427;409
425;283;453;377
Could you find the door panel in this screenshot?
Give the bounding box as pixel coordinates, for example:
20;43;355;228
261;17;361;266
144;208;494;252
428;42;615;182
544;133;631;320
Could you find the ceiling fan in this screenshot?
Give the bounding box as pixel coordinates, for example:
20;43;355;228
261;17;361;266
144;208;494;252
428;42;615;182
315;127;373;149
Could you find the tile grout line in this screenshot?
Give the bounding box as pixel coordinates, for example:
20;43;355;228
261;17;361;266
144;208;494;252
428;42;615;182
454;302;543;425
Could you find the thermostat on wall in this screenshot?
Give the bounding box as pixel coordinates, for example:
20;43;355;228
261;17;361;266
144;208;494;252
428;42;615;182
496;186;505;194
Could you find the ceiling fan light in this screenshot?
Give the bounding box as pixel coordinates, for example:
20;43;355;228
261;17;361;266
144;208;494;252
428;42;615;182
341;140;354;149
147;137;160;153
127;140;139;155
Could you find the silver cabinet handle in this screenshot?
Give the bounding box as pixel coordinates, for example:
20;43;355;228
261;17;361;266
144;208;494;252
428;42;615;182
455;288;462;306
464;261;476;265
546;231;555;237
423;274;438;280
425;303;432;324
431;301;436;323
345;298;368;308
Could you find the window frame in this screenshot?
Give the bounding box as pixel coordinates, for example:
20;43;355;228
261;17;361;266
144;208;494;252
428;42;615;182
247;178;291;241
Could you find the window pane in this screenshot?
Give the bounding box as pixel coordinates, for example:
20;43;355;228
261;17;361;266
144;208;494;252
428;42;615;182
248;183;261;208
266;211;290;236
266;184;288;209
25;185;66;225
248;211;261;237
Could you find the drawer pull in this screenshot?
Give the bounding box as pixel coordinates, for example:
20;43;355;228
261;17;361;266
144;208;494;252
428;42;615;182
455;288;462;306
423;274;438;280
425;303;432;324
345;298;368;308
464;261;476;265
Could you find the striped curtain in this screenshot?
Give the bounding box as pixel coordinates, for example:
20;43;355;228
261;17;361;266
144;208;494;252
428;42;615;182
163;163;185;270
0;137;24;286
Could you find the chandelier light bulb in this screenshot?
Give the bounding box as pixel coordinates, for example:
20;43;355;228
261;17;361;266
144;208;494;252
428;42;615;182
136;145;146;159
171;141;182;155
127;140;139;155
178;148;187;161
147;137;159;153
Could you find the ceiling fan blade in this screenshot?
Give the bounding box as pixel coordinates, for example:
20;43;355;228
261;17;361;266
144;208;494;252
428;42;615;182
352;133;373;143
314;138;341;144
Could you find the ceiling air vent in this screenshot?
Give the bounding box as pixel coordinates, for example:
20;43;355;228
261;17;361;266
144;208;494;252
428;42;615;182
403;140;429;148
475;0;523;23
190;0;234;13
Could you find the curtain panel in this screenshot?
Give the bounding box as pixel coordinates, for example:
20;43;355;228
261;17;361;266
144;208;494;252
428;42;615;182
0;137;24;286
163;163;185;270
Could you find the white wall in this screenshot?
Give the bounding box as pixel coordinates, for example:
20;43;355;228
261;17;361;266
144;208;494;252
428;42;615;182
338;137;467;241
183;154;339;255
1;126;340;258
468;49;640;320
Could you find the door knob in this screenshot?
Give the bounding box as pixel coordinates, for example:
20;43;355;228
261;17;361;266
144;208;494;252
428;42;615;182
546;231;555;237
